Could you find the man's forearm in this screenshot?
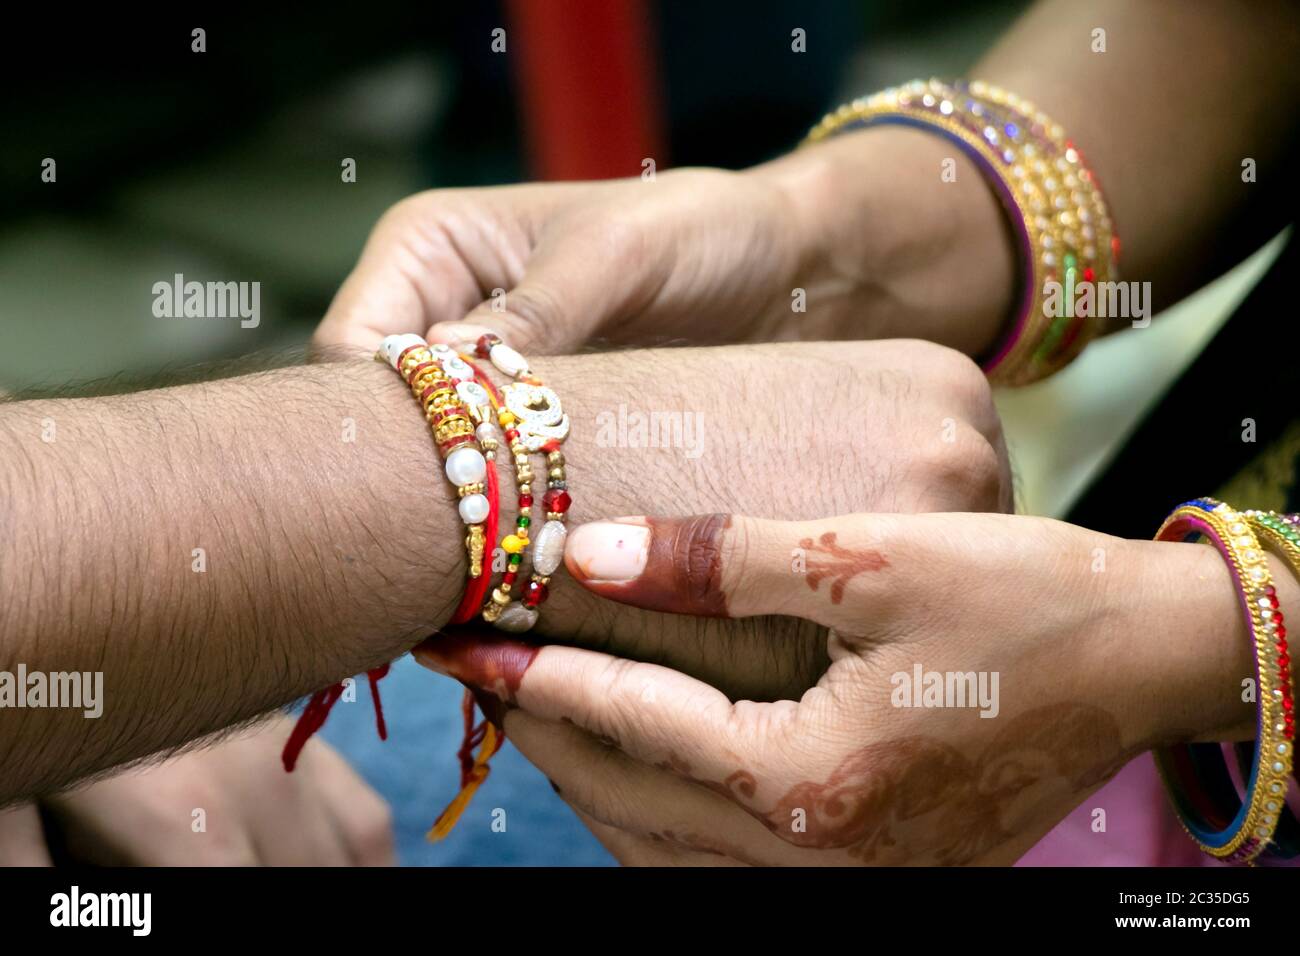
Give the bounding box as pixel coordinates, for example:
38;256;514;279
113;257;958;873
0;358;461;801
0;338;1013;802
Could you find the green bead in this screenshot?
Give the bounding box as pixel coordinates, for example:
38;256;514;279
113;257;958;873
509;553;522;566
518;515;531;528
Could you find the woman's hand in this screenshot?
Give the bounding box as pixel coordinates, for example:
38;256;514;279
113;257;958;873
313;128;1014;358
416;511;1260;865
511;339;1014;703
40;716;394;866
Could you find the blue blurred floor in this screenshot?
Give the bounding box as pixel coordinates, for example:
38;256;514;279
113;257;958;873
316;655;616;867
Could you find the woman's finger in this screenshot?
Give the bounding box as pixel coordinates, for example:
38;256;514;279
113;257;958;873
563;513;901;642
414;633;778;795
505;708;820;865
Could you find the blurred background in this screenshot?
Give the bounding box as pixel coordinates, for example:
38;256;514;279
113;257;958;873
2;2;1285;864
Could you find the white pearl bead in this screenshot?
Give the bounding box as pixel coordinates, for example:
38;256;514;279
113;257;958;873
458;493;490;524
444;446;487;486
380;333;426;369
489;343;529;377
442;355;473;380
456;381;489;407
476;422;500;443
532;520;567;576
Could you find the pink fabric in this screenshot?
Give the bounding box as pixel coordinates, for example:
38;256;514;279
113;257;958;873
1017;752;1223;866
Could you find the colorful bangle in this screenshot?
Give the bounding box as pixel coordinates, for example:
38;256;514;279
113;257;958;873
1152;498;1294;864
804;78;1119;387
473;333;572;633
1238;511;1300;858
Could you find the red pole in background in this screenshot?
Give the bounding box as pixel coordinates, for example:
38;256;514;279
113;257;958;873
505;0;668;181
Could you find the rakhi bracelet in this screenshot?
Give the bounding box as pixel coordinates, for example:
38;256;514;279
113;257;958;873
281;337;500;775
473;333;572;633
425;334;572;841
1152;498;1295;864
378;334;496;585
804;78;1119;387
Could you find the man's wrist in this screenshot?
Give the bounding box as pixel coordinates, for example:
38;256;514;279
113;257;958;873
750;125;1016;357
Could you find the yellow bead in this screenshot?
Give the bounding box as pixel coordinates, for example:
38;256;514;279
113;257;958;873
498;411;516;426
502;534;527;554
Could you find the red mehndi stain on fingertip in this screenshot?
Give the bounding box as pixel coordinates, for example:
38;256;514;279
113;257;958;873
585;514;733;617
415;628;539;701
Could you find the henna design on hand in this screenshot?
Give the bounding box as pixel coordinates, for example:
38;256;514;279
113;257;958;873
799;532;889;605
732;703;1132;865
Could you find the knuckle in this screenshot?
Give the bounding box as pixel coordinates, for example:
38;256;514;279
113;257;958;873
916;425;1004;511
930;346;996;417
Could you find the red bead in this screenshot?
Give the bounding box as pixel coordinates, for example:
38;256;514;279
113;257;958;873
1278;639;1289;654
543;489;572;513
1266;585;1277;596
522;580;549;608
504;429;520;443
1285;698;1294;712
1274;611;1285;625
1269;594;1281;609
1279;653;1291;667
540;439;562;454
1082;267;1095;283
519;494;533;508
502;570;518;585
1276;624;1288;641
475;333;501;358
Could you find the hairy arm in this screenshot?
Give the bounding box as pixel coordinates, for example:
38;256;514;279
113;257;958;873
0;359;461;800
0;337;1007;802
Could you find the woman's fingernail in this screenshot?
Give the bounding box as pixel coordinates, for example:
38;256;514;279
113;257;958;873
566;519;651;583
428;322;495;348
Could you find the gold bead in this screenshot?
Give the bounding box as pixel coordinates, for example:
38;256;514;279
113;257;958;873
491;588;510;606
546;451;564;467
482;603;503;623
548;466;564;480
518;483;531;496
